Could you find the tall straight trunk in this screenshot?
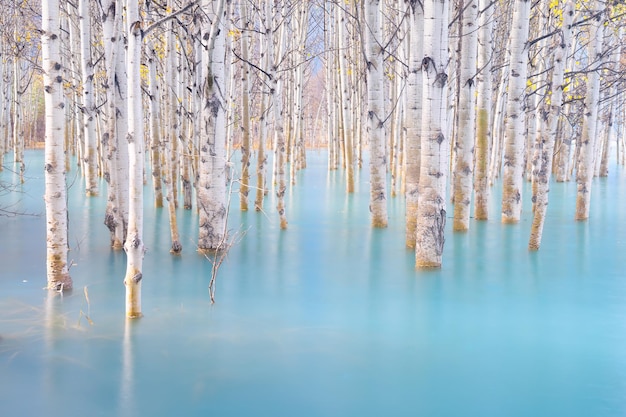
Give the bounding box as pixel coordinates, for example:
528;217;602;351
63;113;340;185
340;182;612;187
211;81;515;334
415;0;449;269
100;0;128;249
575;5;604;221
266;0;288;228
452;0;478;231
255;16;269;211
165;24;180;208
0;58;6;165
148;44;163;208
365;0;388;228
473;0;494;220
338;6;354;193
79;0;98;196
43;0;72;291
528;0;574;250
124;0;145;318
13;58;25;182
501;0;531;224
325;4;337;171
148;43;181;254
597;104;610;177
239;0;251;211
198;0;229;251
178;32;193;212
405;0;423;248
489;72;508;183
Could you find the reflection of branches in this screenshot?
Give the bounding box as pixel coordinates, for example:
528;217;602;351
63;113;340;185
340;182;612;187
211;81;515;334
0;167;39;218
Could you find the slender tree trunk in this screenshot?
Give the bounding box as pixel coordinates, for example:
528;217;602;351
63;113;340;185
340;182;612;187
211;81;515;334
338;6;354;193
365;0;388;228
255;16;269;211
198;0;229;251
147;44;163;208
528;0;574;250
473;0;494;220
43;0;72;291
405;0;423;248
239;0;251;211
124;0;145;318
266;0;288;228
452;0;478;231
100;0;127;249
501;0;531;224
415;0;449;269
575;4;604;221
79;0;98;196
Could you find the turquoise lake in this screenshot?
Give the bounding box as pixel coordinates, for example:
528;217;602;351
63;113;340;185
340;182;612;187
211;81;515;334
1;149;625;417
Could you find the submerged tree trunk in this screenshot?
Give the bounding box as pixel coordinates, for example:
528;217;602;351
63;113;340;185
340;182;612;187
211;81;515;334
365;0;388;228
452;0;478;231
79;0;98;196
100;0;128;250
575;5;604;221
501;0;531;224
124;0;145;318
239;0;251;212
198;0;229;251
528;0;574;250
473;0;494;220
415;0;449;269
42;0;72;291
405;1;423;248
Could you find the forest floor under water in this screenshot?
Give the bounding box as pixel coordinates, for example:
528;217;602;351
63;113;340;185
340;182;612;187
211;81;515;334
1;149;625;417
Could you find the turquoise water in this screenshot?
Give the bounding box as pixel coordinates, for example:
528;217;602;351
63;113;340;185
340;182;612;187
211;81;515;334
1;150;625;417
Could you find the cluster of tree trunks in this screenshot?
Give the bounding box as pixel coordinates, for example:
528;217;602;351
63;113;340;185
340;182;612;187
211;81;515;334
0;0;622;315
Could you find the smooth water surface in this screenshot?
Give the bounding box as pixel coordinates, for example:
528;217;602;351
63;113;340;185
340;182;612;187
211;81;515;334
1;150;625;417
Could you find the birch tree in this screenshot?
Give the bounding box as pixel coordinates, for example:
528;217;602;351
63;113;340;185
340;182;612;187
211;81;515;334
198;0;230;251
42;0;72;291
405;0;423;248
78;0;98;196
473;0;494;220
239;0;251;211
575;3;605;221
501;0;531;224
415;0;449;268
100;0;129;250
528;0;574;250
452;0;478;231
365;0;388;228
266;0;288;228
123;0;145;318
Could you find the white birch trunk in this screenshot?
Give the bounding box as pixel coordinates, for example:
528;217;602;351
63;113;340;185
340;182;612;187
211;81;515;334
266;0;288;228
255;16;270;211
239;0;251;211
365;0;388;228
452;0;478;231
79;0;98;196
198;0;229;251
528;0;574;250
43;0;72;291
100;0;127;249
338;6;355;193
415;0;449;268
501;0;531;224
405;0;423;248
575;4;604;221
124;0;145;318
473;0;494;220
